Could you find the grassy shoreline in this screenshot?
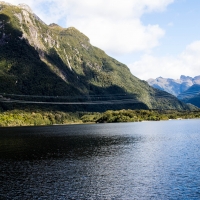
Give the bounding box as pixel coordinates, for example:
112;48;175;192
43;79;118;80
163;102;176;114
0;109;200;127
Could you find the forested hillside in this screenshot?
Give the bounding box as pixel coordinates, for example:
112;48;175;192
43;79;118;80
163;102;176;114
0;2;194;112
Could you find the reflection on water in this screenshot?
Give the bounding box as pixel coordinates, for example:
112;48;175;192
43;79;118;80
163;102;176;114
0;120;200;199
0;126;141;160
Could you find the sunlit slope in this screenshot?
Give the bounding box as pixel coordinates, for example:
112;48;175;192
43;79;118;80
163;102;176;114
0;2;192;110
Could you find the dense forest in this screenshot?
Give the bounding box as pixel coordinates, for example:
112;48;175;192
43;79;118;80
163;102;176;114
0;109;200;127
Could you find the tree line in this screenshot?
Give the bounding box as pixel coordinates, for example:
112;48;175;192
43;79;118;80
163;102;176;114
0;109;200;127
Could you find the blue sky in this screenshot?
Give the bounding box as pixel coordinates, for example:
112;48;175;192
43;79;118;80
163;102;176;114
142;0;200;56
4;0;200;80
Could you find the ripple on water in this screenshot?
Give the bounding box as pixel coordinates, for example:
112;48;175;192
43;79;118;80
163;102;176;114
0;120;200;199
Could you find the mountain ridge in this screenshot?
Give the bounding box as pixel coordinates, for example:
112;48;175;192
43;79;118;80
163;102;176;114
147;75;200;96
0;2;194;111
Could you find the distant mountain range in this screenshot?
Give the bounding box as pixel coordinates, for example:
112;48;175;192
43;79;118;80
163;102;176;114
147;76;200;108
147;75;200;96
0;2;195;111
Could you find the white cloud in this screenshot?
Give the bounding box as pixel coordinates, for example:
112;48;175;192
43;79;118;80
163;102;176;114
69;18;164;55
129;40;200;80
59;0;172;55
4;0;173;55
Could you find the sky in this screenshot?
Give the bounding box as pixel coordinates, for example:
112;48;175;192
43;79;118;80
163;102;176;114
3;0;200;80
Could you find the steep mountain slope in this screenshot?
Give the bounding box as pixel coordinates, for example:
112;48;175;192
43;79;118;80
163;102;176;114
147;75;200;96
177;84;200;108
0;2;193;111
185;94;200;108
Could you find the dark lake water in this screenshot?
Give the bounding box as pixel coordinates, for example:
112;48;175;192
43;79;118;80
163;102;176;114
0;119;200;199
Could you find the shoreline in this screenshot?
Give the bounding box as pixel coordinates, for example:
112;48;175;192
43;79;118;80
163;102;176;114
1;109;200;128
1;118;200;128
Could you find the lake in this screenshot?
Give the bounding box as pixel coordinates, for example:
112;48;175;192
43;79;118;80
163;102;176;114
0;119;200;199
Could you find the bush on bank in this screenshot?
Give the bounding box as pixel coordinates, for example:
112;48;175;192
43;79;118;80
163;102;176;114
0;109;200;127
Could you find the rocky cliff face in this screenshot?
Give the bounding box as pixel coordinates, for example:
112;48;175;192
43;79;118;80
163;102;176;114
0;2;193;111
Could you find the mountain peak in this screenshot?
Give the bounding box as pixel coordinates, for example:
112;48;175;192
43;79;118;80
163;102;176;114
0;1;12;6
180;75;193;81
49;23;61;28
148;75;200;98
63;27;90;43
18;3;33;13
0;2;194;111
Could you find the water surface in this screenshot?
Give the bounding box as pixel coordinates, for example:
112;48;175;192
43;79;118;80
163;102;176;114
0;120;200;199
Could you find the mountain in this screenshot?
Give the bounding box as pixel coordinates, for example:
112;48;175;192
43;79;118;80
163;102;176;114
147;75;200;108
177;84;200;108
0;2;194;111
147;75;200;97
185;94;200;108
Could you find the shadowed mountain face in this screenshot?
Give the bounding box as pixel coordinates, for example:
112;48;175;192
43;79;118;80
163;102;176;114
147;75;200;97
184;94;200;108
177;84;200;108
0;2;193;111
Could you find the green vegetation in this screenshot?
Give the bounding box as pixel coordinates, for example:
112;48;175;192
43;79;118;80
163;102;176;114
0;3;198;127
0;2;195;111
0;109;200;127
0;110;83;127
95;109;200;123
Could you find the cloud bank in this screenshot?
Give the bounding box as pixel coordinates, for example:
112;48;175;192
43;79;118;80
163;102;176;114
5;0;173;55
129;40;200;80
